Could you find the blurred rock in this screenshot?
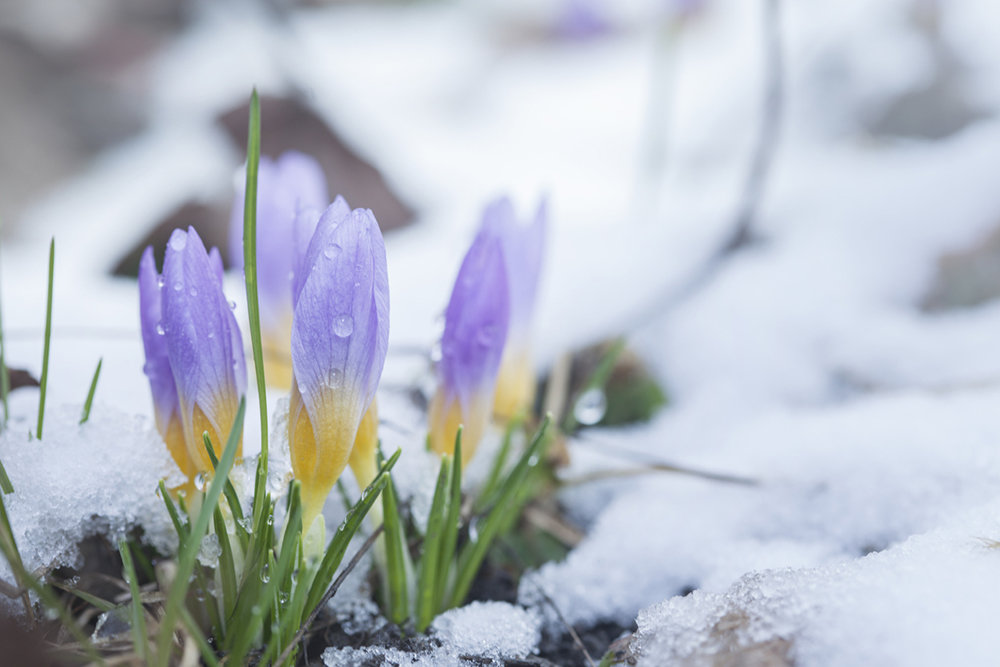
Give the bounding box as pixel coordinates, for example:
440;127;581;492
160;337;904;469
922;224;1000;311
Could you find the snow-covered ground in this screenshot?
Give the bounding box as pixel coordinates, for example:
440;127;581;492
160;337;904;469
3;0;1000;664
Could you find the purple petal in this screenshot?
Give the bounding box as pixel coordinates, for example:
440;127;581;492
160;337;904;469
291;208;389;430
439;227;510;414
162;227;247;443
292;196;350;304
138;246;178;434
229;151;329;328
479;196;546;333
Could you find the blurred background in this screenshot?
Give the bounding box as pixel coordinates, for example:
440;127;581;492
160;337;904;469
3;0;1000;421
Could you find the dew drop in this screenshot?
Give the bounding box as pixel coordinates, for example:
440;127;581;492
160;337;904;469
323;244;342;260
155;323;165;336
229;300;237;310
194;472;207;491
266;514;274;526
476;324;496;347
157;275;165;288
573;388;607;426
260;564;270;583
173;281;183;292
169;234;187;251
188;286;198;297
207;331;214;339
333;314;354;338
326;368;343;388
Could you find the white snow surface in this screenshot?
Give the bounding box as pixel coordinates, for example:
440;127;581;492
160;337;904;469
3;0;1000;664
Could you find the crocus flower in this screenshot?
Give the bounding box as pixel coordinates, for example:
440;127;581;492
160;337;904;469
288;204;389;531
428;226;510;468
229;151;329;387
480;197;547;420
139;227;247;486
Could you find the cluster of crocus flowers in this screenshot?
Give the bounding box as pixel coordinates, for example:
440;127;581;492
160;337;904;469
139;227;247;489
287;201;390;533
229;151;329;388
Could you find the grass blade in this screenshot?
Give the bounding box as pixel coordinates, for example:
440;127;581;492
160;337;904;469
450;415;552;608
478;418;518;510
416;453;451;632
118;539;150;663
380;460;408;624
79;358;102;424
435;431;462;612
241;90;269;530
158;480;188;545
213;506;238;623
154;397;245;667
36;238;55;439
203;432;248;550
0;460;13;495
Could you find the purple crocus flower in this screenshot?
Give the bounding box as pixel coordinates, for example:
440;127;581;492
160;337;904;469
139;227;247;485
428;225;510;468
229;151;329;387
287;203;389;529
479;196;547;419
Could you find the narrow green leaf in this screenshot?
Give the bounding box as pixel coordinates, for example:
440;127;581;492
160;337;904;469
0;460;13;495
380;465;408;624
118;539;149;663
416;453;451;632
435;430;462;613
36;238;55;439
79;358;102;424
203;432;248;551
478;418;519;510
155;397;245;667
158;480;188;545
213;507;238;623
450;415;552;608
242;90;269;533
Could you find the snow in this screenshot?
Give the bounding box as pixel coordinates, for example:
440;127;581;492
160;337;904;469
0;393;176;584
3;0;1000;663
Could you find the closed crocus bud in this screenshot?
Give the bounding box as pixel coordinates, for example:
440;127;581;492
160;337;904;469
140;228;247;486
229;151;330;388
288;204;389;532
428;226;510;468
480;196;547;420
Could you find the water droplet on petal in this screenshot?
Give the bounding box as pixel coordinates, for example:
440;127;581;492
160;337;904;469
573;388;607;426
323;244;342;260
173;281;183;292
169;234;188;252
326;368;343;388
207;331;214;339
188;286;198;297
229;300;237;310
157;275;165;288
194;472;208;491
333;314;354;338
155;323;165;336
476;324;496;347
